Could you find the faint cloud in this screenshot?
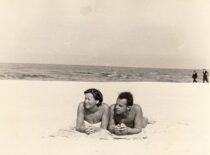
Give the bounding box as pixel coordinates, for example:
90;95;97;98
80;6;92;16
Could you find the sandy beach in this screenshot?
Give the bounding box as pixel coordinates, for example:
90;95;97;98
0;80;209;155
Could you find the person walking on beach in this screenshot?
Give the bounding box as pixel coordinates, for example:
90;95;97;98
76;88;109;135
192;70;198;83
109;92;148;135
203;69;209;83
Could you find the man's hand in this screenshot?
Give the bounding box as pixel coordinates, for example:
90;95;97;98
118;123;128;135
85;126;96;135
114;124;121;135
114;123;128;135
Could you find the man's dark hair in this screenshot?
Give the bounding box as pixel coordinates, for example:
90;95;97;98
117;92;133;106
84;88;103;106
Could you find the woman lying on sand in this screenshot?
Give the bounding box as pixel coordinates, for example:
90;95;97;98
76;88;109;135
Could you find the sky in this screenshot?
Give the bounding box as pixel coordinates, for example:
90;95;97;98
0;0;209;69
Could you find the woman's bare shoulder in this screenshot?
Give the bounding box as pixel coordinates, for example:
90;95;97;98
101;102;109;109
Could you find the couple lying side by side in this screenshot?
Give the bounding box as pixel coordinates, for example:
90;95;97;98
76;88;148;135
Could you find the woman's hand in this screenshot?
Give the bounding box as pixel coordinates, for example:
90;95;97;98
85;126;96;135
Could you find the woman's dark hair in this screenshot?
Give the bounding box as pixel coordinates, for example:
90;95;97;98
117;92;133;106
84;88;103;106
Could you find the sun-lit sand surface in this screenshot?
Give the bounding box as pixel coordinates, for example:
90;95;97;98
0;80;209;155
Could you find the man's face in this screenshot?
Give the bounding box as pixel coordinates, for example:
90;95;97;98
84;93;97;109
115;99;128;114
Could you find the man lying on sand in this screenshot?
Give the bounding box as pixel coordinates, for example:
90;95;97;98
109;92;148;135
76;88;109;135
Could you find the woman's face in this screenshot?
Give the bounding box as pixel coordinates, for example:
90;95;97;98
84;93;98;109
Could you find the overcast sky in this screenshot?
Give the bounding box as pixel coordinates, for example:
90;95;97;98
0;0;209;69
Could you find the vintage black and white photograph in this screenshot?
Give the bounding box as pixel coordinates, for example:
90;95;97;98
0;0;209;155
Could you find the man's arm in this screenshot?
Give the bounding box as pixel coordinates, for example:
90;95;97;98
75;102;86;132
126;105;143;134
100;104;110;129
108;105;116;133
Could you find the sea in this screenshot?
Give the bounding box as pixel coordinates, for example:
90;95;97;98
0;63;205;83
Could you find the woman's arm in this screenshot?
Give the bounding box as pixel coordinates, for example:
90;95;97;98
75;102;86;132
100;104;110;129
108;105;117;133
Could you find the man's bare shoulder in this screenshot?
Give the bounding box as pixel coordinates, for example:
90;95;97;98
132;104;143;112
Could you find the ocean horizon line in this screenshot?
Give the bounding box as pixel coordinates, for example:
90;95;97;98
0;62;206;71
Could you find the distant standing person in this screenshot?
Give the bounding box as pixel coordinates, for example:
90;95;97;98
203;69;209;83
192;70;198;83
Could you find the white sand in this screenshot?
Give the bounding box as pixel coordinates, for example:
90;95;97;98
0;80;209;155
